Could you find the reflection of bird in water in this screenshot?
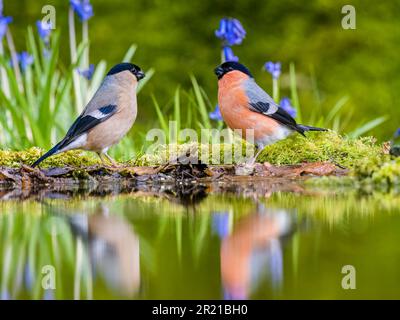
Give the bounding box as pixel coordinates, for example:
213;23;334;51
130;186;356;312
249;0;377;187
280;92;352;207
161;183;208;209
219;203;293;300
70;204;140;297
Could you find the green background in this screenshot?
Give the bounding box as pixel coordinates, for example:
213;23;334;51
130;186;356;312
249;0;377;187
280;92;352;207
5;0;400;140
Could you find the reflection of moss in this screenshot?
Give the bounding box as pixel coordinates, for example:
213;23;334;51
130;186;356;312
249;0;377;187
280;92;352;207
354;157;400;185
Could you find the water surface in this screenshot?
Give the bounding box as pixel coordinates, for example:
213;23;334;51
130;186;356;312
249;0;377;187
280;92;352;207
0;182;399;300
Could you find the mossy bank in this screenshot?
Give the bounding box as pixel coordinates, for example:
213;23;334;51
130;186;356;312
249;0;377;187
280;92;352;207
0;131;399;186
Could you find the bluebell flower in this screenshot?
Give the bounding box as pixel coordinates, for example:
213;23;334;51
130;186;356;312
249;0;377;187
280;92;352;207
77;64;95;80
0;14;12;40
212;212;230;238
209;104;223;121
264;61;281;80
394;128;400;138
223;46;239;62
11;52;34;73
215;18;246;46
36;20;52;43
279;97;297;118
70;0;94;22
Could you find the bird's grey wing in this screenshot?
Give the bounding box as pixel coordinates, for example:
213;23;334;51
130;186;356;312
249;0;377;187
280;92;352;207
244;79;279;115
244;79;300;132
60;104;118;148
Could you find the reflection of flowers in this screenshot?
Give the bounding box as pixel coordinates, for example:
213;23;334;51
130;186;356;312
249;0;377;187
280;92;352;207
212;212;230;239
24;262;34;290
1;289;10;300
268;239;283;289
43;289;55;300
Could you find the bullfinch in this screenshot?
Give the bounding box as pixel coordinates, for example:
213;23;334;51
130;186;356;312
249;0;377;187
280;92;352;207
32;62;145;167
214;61;326;162
390;128;400;156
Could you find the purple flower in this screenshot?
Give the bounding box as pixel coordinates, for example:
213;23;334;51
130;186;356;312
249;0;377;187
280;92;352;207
279;97;297;118
70;0;94;22
0;15;12;40
36;20;52;43
215;18;246;46
223;46;239;62
394;128;400;138
11;52;34;72
264;61;281;80
212;212;230;238
209;104;223;121
1;289;10;300
77;64;95;80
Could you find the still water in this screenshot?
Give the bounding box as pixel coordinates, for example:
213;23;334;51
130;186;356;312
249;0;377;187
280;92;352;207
1;181;400;300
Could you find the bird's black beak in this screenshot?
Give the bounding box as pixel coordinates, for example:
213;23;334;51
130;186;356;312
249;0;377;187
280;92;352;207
214;66;224;79
135;70;145;81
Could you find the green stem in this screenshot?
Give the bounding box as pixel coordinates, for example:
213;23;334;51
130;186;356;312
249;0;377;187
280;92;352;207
69;8;82;112
272;78;279;102
6;29;24;92
290;63;302;123
0;41;10;97
81;21;89;104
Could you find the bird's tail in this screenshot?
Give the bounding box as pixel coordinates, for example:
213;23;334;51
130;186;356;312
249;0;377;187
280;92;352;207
31;141;64;167
297;124;327;132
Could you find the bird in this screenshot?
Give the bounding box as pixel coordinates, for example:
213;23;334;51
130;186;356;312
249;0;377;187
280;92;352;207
389;128;400;157
214;61;326;162
32;62;145;167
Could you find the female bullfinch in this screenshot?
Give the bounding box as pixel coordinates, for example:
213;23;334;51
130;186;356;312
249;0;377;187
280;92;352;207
32;63;145;167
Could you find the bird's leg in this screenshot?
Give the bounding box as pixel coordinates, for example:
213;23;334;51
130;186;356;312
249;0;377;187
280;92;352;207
247;147;264;165
97;152;118;167
97;152;107;166
104;152;118;167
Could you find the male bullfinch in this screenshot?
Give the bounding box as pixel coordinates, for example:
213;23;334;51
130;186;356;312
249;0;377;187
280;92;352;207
214;61;326;162
32;63;145;167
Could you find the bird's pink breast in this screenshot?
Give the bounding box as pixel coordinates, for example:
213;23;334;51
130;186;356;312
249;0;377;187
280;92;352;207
218;73;281;141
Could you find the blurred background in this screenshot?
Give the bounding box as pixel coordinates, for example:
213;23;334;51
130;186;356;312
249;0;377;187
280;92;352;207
5;0;400;140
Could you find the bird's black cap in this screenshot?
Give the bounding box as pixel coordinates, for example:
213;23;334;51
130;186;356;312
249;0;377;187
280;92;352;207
107;63;145;80
214;61;253;80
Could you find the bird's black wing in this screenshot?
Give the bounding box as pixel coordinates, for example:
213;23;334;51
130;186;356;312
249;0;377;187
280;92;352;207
59;104;118;149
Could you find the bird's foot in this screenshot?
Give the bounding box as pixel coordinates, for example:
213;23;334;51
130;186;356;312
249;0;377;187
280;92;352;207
98;153;120;168
235;162;256;176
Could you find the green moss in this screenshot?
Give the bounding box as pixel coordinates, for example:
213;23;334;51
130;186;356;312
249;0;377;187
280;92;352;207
0;147;100;168
257;131;384;168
